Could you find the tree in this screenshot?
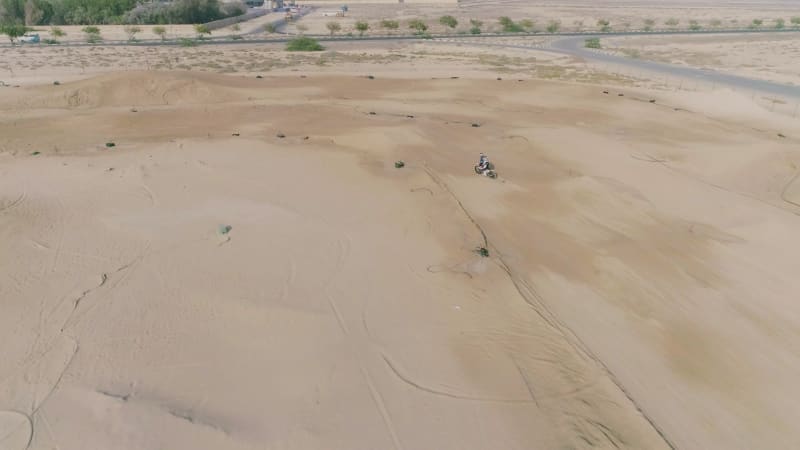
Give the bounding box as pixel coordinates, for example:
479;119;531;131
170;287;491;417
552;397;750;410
326;21;340;36
0;23;29;44
665;17;679;28
380;19;399;33
643;18;655;31
408;18;427;34
124;25;141;41
24;0;42;25
354;20;368;36
774;18;785;29
546;20;560;33
597;19;611;32
82;25;101;43
689;20;701;31
194;23;211;39
439;15;457;32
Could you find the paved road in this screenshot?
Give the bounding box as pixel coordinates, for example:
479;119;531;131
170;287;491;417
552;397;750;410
546;35;800;99
4;23;799;99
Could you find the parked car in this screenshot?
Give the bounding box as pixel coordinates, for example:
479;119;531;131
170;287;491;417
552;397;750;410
19;33;40;43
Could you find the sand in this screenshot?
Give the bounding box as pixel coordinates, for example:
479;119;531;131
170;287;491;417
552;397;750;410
4;1;800;444
2;68;800;450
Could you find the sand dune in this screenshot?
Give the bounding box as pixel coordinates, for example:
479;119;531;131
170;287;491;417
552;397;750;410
2;72;800;449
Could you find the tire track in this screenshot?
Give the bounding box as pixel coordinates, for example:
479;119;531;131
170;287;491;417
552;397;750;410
420;163;677;450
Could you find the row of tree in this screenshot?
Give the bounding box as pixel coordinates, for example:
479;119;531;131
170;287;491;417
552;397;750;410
319;15;800;37
0;0;243;25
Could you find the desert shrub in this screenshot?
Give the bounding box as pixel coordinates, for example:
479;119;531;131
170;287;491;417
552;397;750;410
285;36;323;51
82;24;100;42
665;17;679;27
585;37;601;49
439;15;457;30
597;19;611;32
498;16;523;32
408;18;427;33
546;20;560;33
354;20;368;36
152;25;166;40
688;20;701;31
326;21;340;35
380;19;398;32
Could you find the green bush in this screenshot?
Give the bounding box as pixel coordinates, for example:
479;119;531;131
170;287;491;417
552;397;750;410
597;19;611;32
354;20;369;36
285;36;323;51
470;26;480;34
546;20;560;33
380;19;399;32
408;18;427;34
585;37;601;49
439;15;457;30
498;16;524;32
0;23;30;44
82;25;101;42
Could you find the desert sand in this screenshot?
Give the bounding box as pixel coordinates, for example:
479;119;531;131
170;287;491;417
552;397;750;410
2;68;800;450
3;1;800;448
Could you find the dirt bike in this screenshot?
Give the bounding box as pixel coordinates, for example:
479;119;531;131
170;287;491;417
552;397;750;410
474;162;497;179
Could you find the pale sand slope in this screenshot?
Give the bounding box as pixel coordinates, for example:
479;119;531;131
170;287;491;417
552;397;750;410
1;72;800;450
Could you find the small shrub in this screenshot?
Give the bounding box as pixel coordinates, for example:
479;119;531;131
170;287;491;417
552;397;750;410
585;37;601;49
792;17;800;28
152;25;167;41
408;19;428;34
381;19;399;33
519;19;534;30
82;26;101;43
326;21;341;35
231;23;241;32
194;24;211;39
124;25;141;41
50;26;65;43
439;15;457;31
498;17;524;32
179;37;198;47
774;18;785;29
665;18;679;27
750;18;763;29
597;19;611;32
355;21;369;36
264;23;277;33
689;20;701;31
470;26;481;34
546;20;560;33
286;36;323;51
710;19;722;28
